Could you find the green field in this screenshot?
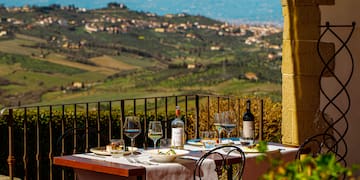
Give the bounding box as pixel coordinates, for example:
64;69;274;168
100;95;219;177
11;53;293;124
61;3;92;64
0;6;282;107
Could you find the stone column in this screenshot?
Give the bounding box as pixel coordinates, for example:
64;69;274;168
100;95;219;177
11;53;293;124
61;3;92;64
281;0;335;145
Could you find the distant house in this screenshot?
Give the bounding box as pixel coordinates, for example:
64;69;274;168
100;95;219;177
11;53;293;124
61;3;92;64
0;31;7;37
210;46;223;51
177;13;186;17
164;14;174;18
244;72;258;81
85;24;98;33
65;82;85;92
268;53;276;60
72;82;84;89
187;64;196;69
146;13;156;17
186;33;196;39
177;23;188;30
269;45;281;50
154;28;165;33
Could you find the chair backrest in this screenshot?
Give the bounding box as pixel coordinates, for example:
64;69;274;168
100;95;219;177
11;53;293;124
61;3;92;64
193;145;246;180
56;127;107;155
295;133;339;160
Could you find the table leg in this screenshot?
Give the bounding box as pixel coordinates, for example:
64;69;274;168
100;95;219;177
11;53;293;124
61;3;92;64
227;164;233;180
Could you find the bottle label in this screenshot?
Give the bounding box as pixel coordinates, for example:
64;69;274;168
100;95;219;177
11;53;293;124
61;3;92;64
243;121;254;138
171;127;184;147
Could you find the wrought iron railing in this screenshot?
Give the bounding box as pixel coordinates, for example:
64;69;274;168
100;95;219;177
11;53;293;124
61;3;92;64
317;22;356;166
0;94;266;180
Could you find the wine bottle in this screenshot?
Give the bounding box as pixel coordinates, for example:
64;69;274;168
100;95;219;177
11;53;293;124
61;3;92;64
171;106;184;149
242;100;255;144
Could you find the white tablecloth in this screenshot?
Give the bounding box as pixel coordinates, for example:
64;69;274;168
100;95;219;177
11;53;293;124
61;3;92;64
73;143;297;180
185;142;299;180
73;150;217;180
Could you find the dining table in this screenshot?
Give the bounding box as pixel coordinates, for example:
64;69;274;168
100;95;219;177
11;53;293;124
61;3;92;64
53;140;298;180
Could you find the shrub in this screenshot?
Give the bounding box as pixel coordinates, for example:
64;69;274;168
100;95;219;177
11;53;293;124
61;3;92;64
257;141;358;180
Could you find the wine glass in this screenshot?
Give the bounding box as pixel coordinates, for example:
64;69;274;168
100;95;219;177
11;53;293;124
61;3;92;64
213;112;224;144
221;111;236;139
123;116;141;156
148;121;163;149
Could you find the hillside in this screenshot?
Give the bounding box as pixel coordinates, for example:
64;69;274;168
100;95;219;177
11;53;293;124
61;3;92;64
0;4;282;107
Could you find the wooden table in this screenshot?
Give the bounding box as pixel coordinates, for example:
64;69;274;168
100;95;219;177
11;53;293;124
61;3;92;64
53;155;146;179
53;150;240;180
53;144;298;180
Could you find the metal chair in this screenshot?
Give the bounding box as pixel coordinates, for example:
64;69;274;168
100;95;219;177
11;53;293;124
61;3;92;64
56;127;107;155
193;145;246;180
295;133;339;160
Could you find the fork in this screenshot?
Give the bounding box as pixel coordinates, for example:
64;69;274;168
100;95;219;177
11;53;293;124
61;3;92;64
125;157;136;163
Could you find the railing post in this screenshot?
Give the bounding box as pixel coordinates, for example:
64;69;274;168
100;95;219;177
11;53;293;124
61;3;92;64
61;105;65;180
109;101;113;142
185;96;188;139
23;107;28;180
164;97;168;140
97;102;101;147
120;100;125;140
48;106;53;180
85;103;90;152
73;104;77;154
7;109;15;179
144;98;148;149
259;99;264;141
36;107;40;180
195;95;200;139
207;96;210;130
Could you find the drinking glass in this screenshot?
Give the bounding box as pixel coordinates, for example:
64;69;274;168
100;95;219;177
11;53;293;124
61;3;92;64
124;116;141;156
214;112;224;143
109;139;125;158
200;131;216;150
148;121;163;149
221;111;236;138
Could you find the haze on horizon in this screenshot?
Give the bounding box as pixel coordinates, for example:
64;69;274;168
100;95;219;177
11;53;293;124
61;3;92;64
0;0;283;25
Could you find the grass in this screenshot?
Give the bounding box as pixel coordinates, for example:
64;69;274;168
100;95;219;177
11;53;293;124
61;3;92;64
214;79;281;96
89;55;139;70
113;53;161;68
38;87;183;106
43;53;118;76
0;53;85;75
0;39;41;56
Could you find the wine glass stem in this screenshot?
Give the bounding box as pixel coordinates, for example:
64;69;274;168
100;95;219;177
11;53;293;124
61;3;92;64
154;140;157;149
131;138;134;156
218;131;221;143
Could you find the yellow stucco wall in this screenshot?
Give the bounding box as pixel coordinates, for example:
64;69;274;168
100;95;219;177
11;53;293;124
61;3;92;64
281;0;335;145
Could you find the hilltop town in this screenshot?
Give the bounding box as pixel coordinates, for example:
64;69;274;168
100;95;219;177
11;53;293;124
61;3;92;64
0;3;282;53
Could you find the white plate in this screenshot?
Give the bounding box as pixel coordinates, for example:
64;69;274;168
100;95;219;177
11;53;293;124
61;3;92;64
90;147;110;155
90;146;138;156
187;138;240;146
240;146;261;153
147;149;190;162
127;147;138;152
187;141;203;146
240;145;281;153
